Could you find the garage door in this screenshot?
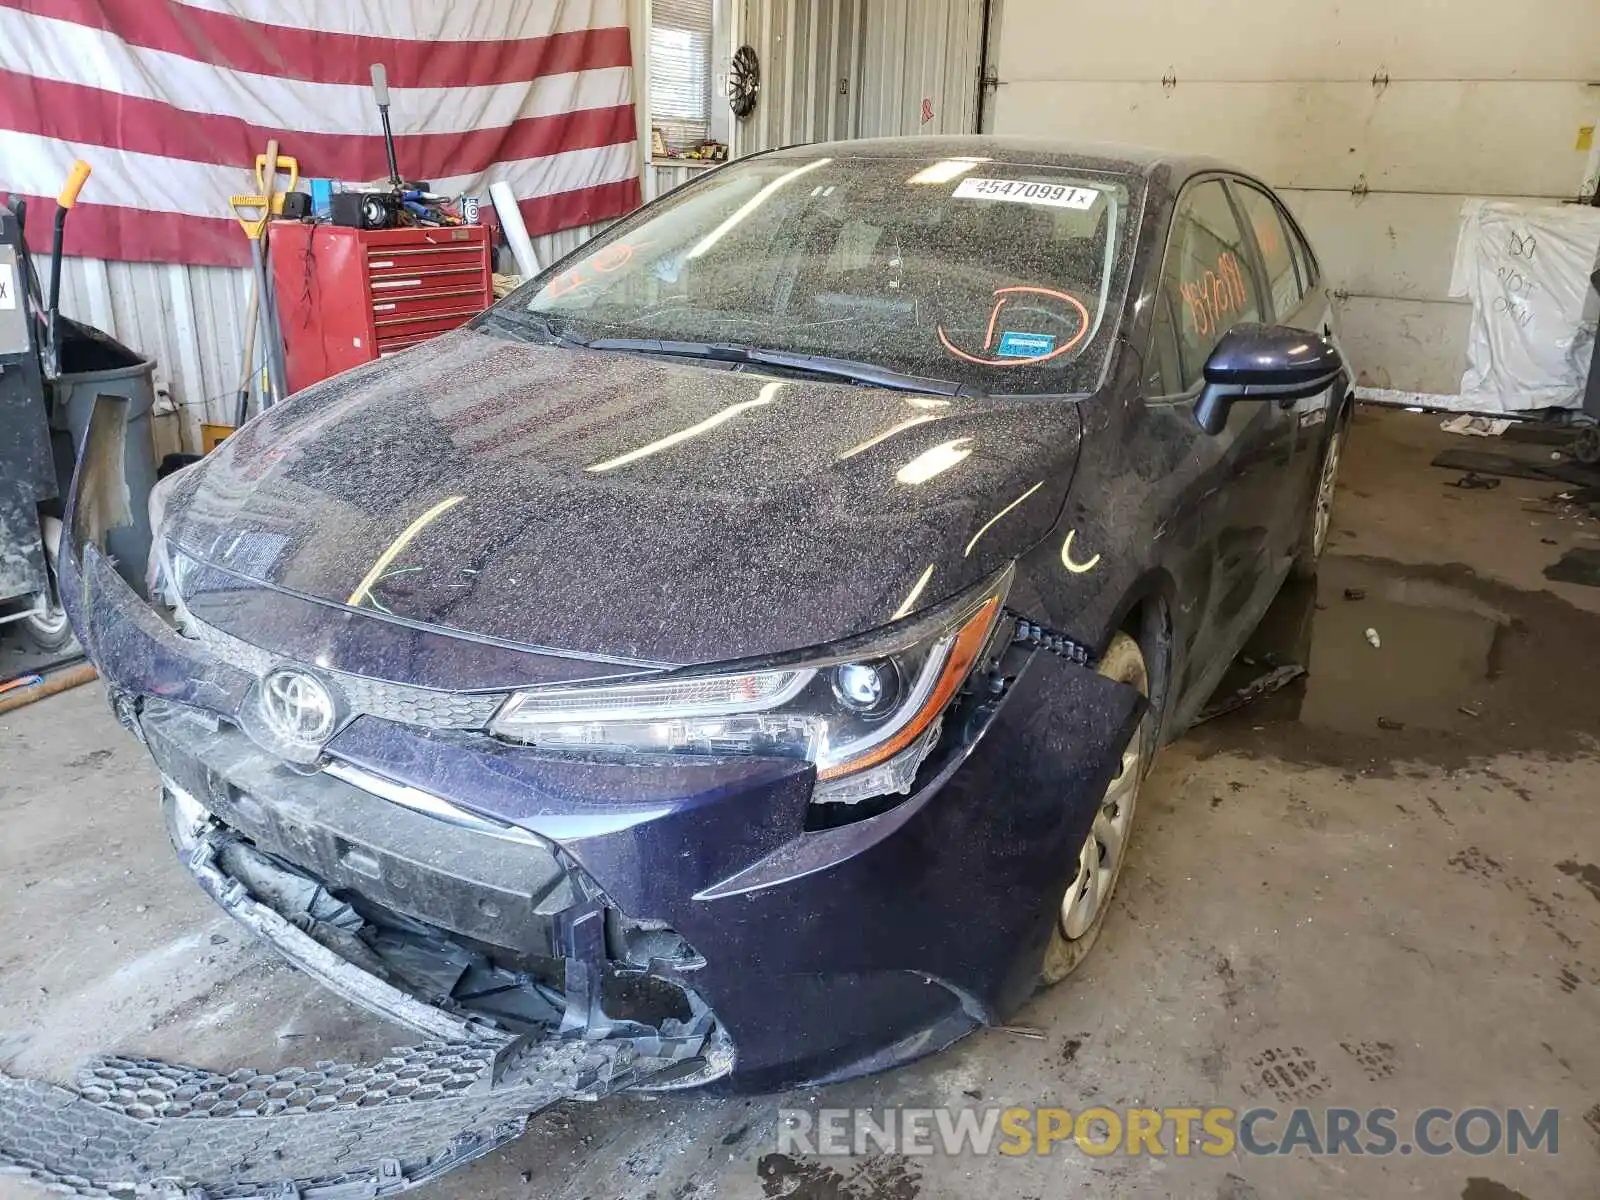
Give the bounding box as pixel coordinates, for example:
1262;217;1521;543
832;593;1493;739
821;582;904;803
990;0;1600;395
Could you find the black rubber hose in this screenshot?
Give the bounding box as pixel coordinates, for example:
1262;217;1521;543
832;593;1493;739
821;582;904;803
45;204;68;369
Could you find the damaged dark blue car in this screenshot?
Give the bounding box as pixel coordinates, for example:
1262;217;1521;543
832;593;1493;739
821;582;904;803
61;137;1351;1098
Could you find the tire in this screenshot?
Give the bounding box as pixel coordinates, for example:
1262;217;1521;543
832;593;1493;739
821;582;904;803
16;518;78;656
17;601;75;655
1038;631;1152;986
1289;405;1350;581
1573;425;1600;467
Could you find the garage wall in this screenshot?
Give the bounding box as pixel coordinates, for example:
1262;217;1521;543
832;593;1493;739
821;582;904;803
991;0;1600;394
728;0;986;154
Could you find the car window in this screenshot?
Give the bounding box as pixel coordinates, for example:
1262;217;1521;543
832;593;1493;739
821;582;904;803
1287;213;1320;294
1154;179;1264;393
1233;181;1303;320
1144;290;1182;396
493;156;1138;396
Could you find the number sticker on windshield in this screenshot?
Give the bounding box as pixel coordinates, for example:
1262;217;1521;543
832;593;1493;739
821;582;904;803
951;178;1099;210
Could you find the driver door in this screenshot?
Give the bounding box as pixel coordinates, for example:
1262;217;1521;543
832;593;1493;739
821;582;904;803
1142;178;1299;702
1230;178;1337;523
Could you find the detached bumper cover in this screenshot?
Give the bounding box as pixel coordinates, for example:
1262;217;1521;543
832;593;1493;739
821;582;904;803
0;1036;667;1199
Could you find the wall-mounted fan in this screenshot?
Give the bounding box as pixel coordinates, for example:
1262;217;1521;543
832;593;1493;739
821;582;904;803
729;44;760;118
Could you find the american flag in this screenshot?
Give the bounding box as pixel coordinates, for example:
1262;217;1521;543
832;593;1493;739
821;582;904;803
0;0;642;267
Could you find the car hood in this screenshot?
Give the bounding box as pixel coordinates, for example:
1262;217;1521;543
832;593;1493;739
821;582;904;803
164;328;1082;666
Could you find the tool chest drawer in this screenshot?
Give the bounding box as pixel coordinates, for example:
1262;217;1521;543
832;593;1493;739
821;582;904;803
270;222;493;394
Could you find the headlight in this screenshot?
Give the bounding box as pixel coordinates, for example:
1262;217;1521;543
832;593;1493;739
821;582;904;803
144;469;193;603
489;569;1011;805
147;536;198;614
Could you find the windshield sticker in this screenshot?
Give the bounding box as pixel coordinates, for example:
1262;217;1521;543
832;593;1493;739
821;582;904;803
951;178;1099;209
996;331;1056;358
937;286;1089;368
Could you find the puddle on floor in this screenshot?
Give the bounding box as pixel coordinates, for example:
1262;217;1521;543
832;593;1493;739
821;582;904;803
1193;556;1600;769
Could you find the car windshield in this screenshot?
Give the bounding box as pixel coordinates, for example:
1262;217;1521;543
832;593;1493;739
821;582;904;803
486;153;1137;396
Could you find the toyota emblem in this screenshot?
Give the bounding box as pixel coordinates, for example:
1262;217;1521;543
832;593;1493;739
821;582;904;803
259;667;338;747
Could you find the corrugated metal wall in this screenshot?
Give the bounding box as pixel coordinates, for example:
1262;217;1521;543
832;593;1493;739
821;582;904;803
857;0;986;140
728;0;985;155
644;161;716;200
54;220;607;457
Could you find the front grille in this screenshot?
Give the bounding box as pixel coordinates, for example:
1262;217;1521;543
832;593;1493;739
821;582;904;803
183;616;507;730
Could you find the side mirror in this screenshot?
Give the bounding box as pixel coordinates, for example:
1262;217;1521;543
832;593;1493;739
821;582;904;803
1193;324;1343;435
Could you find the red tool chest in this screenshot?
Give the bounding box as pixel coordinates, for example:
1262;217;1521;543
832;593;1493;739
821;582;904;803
269;222;493;394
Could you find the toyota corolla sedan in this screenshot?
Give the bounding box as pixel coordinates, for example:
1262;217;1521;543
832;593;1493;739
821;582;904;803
62;137;1350;1094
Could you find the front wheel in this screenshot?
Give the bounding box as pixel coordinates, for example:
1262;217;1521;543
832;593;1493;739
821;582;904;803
1038;632;1151;986
1290;408;1349;581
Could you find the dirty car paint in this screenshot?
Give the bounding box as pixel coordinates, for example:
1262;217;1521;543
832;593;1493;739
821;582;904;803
54;137;1347;1115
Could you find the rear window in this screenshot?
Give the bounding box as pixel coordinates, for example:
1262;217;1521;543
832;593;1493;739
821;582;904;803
494;154;1139;396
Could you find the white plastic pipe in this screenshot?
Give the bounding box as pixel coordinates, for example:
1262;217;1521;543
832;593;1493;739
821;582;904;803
489;181;539;279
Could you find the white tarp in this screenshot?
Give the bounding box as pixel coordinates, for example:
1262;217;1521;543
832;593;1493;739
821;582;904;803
1449;200;1600;413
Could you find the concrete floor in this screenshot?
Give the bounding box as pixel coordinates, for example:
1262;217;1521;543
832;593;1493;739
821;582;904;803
3;409;1599;1199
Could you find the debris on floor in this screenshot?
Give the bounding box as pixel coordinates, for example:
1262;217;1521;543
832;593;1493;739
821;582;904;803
1440;415;1511;438
1194;661;1307;724
1546;486;1600;520
1432;446;1600;488
0;656;95;715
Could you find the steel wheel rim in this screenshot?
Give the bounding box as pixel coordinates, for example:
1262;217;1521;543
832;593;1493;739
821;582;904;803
27;602;70;637
1312;427;1343;556
1060;722;1143;940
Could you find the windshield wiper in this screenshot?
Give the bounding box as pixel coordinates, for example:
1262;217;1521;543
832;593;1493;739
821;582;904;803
477;308;591;349
580;338;972;397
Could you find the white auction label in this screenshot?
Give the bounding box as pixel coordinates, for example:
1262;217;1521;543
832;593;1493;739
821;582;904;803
0;262;16;310
951;178;1100;210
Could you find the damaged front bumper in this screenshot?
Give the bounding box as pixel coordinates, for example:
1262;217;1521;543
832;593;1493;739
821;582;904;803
143;700;726;1083
41;398;1144;1139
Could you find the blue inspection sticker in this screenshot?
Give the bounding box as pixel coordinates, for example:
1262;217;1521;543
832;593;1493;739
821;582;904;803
996;331;1056;358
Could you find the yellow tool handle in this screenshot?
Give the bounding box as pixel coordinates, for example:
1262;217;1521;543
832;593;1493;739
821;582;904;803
230;194;270;241
57;160;92;209
256;149;300;213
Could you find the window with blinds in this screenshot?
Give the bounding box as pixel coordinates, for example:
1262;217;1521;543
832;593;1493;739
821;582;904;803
650;0;713;152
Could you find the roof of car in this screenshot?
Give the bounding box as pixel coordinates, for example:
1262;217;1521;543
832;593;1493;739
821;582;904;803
762;134;1232;182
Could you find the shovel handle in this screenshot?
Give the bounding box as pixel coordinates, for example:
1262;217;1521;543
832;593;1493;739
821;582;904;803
230;194;271;241
57;160;92;209
255;152;300;199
